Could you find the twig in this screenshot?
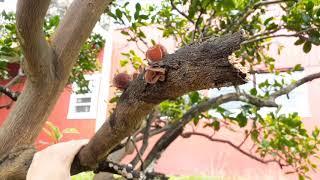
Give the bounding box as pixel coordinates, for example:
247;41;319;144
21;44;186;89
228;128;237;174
170;0;194;24
270;72;320;99
130;113;153;168
191;9;205;43
226;0;292;33
247;27;282;40
238;128;253;148
242;27;319;45
130;137;144;170
181;131;279;164
0;101;13;109
4;68;24;88
0;86;19;101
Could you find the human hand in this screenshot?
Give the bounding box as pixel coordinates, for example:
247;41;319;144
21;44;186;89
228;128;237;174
27;139;88;180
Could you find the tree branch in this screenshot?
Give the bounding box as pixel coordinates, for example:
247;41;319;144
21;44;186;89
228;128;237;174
130;113;153;168
242;27;319;45
225;0;291;33
181;131;280;165
170;0;194;24
4;68;24;88
270;72;320;99
0;86;19;101
95;161;169;180
0;102;13;109
142;71;320;169
71;32;247;174
16;0;53;80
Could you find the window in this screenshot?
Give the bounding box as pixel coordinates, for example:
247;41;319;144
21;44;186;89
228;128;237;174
208;71;311;118
67;74;101;119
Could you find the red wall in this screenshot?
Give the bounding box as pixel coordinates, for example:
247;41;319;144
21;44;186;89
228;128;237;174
0;50;105;149
0;79;96;149
0;49;105;147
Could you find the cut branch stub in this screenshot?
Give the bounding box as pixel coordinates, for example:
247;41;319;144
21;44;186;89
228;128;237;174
72;31;247;174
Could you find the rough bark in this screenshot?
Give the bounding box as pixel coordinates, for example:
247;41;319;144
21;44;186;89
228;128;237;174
0;145;35;180
71;31;247;174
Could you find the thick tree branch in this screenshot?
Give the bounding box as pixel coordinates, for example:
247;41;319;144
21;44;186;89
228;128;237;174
16;0;54;80
71;32;247;174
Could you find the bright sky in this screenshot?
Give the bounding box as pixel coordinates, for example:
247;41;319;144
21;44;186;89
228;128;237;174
0;0;17;12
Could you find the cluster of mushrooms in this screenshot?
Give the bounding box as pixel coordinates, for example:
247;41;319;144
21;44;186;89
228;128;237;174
113;44;168;91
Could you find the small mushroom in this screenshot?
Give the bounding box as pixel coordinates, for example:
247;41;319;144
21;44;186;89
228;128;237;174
144;67;166;84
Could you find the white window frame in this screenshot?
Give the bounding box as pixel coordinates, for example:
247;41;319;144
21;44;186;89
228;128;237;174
67;74;101;119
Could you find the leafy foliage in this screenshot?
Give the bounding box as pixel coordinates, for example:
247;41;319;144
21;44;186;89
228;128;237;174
0;11;104;93
42;121;79;144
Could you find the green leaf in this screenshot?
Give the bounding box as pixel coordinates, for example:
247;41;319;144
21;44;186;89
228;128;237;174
236;112;247;127
134;3;141;19
299;174;305;180
120;30;129;36
188;0;199;18
294;38;305;45
193;116;200;126
250;88;257;96
293;64;302;71
303;41;312;53
212;120;220;131
305;1;314;12
317;8;320;17
189;91;200;104
120;59;129;67
312;128;319;138
62;128;79;134
261;139;270;148
266;23;278;30
251;130;259;142
264;17;274;25
109;96;120;103
115;9;123;19
151;39;156;45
